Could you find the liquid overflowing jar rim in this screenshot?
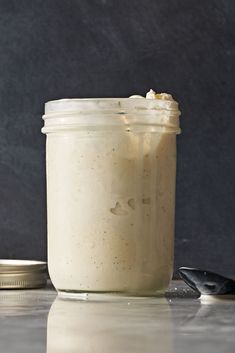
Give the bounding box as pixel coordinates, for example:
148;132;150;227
42;98;181;134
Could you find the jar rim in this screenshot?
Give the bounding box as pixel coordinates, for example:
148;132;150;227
42;98;181;134
44;97;180;115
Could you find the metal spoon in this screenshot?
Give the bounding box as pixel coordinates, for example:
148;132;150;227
179;267;235;295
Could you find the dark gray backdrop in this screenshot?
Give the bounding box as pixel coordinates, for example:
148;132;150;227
0;0;234;277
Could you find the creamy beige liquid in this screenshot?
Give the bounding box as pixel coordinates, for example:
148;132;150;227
46;128;176;294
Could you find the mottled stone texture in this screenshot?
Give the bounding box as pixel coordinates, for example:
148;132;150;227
0;0;234;276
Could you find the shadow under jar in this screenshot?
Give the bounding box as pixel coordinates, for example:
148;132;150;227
42;97;181;297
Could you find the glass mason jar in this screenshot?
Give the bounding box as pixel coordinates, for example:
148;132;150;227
42;97;181;296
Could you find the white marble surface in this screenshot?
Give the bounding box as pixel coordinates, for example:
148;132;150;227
0;281;235;353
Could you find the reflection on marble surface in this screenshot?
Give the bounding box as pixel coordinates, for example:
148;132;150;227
0;282;235;353
47;296;173;353
0;287;56;353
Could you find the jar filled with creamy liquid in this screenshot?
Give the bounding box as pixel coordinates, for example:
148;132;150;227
42;90;181;296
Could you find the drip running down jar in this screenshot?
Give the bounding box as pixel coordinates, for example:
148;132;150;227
42;93;181;296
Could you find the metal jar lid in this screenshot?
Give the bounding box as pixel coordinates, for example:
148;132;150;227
0;260;48;289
